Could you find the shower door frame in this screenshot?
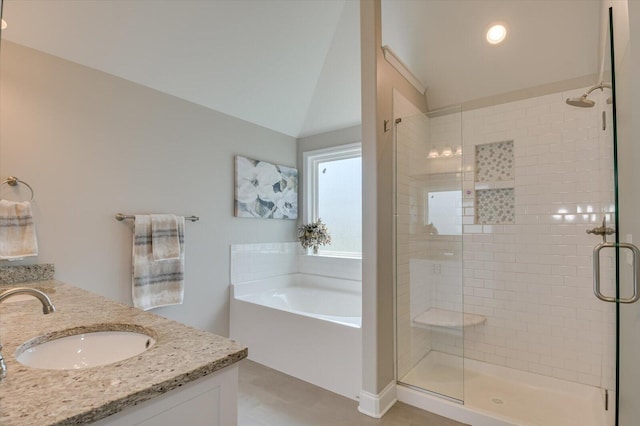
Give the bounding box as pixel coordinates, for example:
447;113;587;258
603;5;639;425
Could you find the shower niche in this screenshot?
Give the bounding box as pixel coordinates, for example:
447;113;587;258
473;140;515;225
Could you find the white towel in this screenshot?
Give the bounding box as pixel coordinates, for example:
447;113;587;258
132;215;185;310
0;200;38;260
150;214;180;260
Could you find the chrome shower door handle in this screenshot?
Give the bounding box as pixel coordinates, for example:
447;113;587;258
593;242;640;303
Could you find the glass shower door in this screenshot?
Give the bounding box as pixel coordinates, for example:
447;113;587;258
394;108;464;401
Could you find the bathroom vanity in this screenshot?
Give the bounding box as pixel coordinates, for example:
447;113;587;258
0;275;247;426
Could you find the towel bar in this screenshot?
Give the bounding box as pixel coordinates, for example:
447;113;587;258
115;213;199;222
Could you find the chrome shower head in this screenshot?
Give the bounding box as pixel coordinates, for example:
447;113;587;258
566;82;612;108
566;94;596;108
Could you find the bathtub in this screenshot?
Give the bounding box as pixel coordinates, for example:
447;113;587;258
230;273;362;399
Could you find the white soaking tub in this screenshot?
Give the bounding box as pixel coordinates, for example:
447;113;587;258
230;273;362;399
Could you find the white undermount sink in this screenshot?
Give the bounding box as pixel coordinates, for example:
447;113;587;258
16;326;156;370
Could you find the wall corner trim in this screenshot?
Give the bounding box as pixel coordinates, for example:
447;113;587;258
357;381;397;418
381;45;426;95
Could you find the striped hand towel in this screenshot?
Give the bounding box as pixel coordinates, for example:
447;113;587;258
150;214;180;260
132;215;185;310
0;200;38;260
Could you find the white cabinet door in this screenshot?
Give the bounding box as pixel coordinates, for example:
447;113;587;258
93;365;238;426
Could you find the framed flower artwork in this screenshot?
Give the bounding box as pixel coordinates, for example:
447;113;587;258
234;156;298;219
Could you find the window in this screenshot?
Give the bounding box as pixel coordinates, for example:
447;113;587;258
304;143;362;257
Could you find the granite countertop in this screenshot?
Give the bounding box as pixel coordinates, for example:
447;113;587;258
0;280;247;426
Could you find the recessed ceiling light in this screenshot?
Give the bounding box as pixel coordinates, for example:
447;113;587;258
1;19;7;30
487;24;507;44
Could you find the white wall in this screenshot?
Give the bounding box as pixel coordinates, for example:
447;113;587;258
0;41;297;336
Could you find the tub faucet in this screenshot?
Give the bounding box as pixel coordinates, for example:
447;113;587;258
0;287;56;381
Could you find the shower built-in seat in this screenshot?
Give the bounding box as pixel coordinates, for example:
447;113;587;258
412;307;486;329
402;309;486;401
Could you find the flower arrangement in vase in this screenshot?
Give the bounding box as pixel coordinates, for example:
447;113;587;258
297;219;332;254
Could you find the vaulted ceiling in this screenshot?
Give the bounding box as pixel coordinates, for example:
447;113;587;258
1;0;602;137
1;0;361;138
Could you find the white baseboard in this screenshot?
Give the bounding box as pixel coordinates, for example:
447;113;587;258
357;381;397;418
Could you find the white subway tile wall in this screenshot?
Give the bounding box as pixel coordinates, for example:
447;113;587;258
298;255;362;281
440;87;614;389
230;242;300;284
230;242;362;284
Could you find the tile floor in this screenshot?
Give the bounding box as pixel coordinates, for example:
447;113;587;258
239;359;467;426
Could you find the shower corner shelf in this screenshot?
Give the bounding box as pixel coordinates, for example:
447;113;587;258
413;307;486;329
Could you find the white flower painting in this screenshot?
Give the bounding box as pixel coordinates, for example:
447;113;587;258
234;156;298;219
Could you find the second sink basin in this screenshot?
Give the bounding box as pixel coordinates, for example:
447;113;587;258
16;324;156;370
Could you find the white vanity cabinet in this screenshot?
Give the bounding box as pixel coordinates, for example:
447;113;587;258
93;364;239;426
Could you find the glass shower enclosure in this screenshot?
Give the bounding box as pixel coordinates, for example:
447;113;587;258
394;50;620;424
390;3;640;426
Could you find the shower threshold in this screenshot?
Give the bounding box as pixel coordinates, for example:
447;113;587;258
398;351;613;426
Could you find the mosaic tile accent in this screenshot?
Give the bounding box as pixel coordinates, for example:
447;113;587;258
476;188;515;224
475;141;514;181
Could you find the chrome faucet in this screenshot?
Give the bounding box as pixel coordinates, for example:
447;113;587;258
0;287;56;381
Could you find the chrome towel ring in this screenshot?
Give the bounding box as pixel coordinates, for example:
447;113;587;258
1;176;35;201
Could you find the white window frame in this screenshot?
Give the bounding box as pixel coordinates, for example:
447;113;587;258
302;142;362;258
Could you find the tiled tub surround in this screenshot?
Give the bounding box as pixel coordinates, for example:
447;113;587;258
0;281;247;426
229;242;362;399
230;242;362;283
